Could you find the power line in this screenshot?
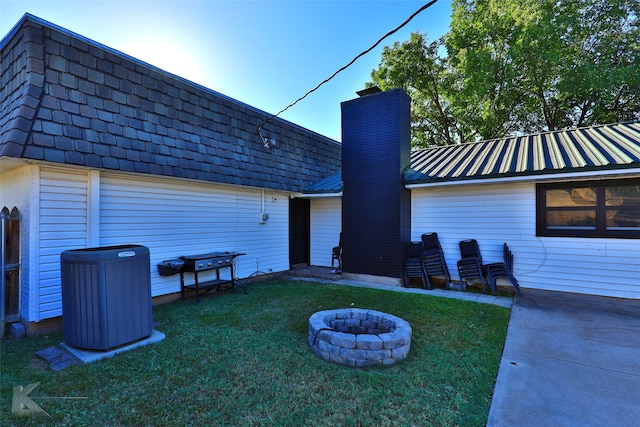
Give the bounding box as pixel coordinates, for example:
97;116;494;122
257;0;439;145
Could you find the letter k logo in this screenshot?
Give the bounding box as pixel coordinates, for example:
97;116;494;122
12;383;49;417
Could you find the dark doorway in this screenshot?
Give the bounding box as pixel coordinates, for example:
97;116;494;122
289;198;310;267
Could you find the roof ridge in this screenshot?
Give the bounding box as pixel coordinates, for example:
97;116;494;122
1;15;341;191
1;13;339;145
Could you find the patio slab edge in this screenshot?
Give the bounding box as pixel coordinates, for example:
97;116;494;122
287;275;513;308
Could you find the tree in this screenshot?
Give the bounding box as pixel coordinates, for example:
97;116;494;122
445;0;543;139
369;0;640;146
544;0;640;128
370;33;474;146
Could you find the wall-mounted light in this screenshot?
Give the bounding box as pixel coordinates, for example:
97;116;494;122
257;126;276;150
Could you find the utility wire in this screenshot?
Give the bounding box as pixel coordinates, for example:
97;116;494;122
257;0;439;141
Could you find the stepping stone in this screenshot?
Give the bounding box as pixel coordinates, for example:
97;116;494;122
35;346;78;371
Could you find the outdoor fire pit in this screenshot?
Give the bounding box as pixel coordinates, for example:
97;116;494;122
308;308;411;368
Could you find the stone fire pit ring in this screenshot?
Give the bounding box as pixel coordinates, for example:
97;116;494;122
308;308;412;368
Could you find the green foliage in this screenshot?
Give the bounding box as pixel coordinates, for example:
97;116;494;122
371;33;476;147
1;280;509;426
369;0;640;146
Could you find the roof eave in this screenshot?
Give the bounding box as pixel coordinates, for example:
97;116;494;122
405;166;640;189
298;191;343;198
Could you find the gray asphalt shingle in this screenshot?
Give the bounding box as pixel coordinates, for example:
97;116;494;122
1;14;340;192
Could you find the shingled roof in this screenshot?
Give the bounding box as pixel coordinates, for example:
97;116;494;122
303;122;640;194
0;14;341;192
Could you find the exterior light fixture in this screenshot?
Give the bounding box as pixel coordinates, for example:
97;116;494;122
257;127;276;149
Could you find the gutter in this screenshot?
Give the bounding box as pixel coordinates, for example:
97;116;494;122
405;168;640;189
297;192;343;199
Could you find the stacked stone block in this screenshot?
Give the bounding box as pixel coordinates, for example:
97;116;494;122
308;308;411;368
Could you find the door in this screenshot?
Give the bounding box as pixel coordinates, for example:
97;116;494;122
289;198;310;267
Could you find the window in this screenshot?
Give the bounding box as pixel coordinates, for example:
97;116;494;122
536;178;640;238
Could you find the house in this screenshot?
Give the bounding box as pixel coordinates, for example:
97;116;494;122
303;91;640;299
2;14;639;336
0;14;340;333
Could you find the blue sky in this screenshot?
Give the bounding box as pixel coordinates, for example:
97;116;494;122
0;1;452;141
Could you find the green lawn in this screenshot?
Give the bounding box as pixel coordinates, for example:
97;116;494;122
1;279;510;426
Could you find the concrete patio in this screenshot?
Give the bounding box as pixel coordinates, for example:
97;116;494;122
488;289;640;427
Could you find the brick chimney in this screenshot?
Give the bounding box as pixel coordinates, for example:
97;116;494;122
340;88;411;285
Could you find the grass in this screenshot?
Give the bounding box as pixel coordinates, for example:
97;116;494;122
1;279;510;426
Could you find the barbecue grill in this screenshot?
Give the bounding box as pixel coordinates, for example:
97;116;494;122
179;251;244;302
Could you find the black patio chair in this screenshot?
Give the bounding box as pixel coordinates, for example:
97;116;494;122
457;239;489;293
404;241;429;289
485;243;521;295
420;232;452;289
331;233;342;272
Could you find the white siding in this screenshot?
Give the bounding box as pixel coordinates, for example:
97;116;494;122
411;182;640;299
15;164;640;324
100;174;290;297
38;167;89;319
309;197;342;267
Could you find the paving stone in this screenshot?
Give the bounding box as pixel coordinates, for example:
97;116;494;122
10;323;26;339
35;346;78;371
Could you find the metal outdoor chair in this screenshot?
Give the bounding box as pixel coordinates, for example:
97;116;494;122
420;232;452;289
331;232;342;271
457;239;489;293
485;243;521;295
403;241;429;289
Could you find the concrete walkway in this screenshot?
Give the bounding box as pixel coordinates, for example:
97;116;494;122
488;289;640;427
286;272;514;308
287;270;640;426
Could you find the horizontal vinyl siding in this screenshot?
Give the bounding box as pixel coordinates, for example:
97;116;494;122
531;239;639;297
100;174;290;297
411;182;640;299
309;198;342;267
38;167;89;319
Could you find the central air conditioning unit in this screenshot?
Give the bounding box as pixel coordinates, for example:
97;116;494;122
258;212;270;224
60;245;152;350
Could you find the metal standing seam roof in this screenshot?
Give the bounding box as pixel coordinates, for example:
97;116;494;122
302;171;343;194
406;121;640;185
303;122;640;194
